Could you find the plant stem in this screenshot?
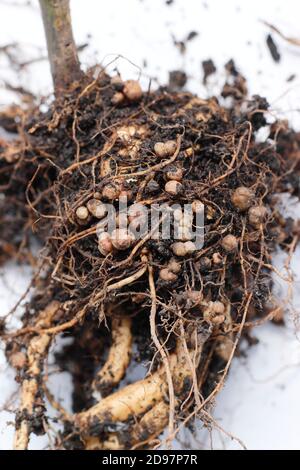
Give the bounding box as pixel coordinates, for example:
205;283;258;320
39;0;82;94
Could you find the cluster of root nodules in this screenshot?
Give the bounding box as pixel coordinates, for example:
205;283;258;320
1;67;300;450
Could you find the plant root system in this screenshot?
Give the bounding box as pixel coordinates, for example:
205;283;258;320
1;65;300;449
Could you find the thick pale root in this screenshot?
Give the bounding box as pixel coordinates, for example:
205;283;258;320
84;434;122;450
74;325;211;444
13;299;211;450
84;401;169;450
93;317;132;396
75;361;168;433
129;400;169;448
13;301;61;450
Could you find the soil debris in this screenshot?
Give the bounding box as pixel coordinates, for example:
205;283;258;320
286;74;296;83
266;34;281;63
222;59;248;100
168;70;187;90
172;30;199;55
202;59;216;84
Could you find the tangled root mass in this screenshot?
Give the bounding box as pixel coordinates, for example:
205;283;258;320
0;65;300;449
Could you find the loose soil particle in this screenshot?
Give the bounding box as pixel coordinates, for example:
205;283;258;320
168;70;188;90
266;34;281;63
202;59;216;84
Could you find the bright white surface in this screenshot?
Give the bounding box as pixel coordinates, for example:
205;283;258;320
0;0;300;450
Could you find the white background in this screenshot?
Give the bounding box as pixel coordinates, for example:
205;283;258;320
0;0;300;450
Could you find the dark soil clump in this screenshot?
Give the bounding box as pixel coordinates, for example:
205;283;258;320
202;59;216;84
266;34;281;63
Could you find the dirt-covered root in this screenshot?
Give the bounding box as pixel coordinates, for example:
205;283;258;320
84;401;169;450
93;317;132;396
75;362;169;432
129;400;169;449
12;297;210;450
73;323;211;447
13;335;51;450
13;301;61;450
84;434;123;450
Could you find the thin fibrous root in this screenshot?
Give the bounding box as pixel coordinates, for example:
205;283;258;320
13;301;61;450
93;316;132;396
74;323;211;443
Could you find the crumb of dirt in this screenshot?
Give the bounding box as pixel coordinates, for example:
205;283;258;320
222;60;248;100
171;31;199;55
172;35;186;55
225;58;239;76
202;59;217;85
168;70;187;90
266;34;281;63
186;31;198;41
286;74;296;83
